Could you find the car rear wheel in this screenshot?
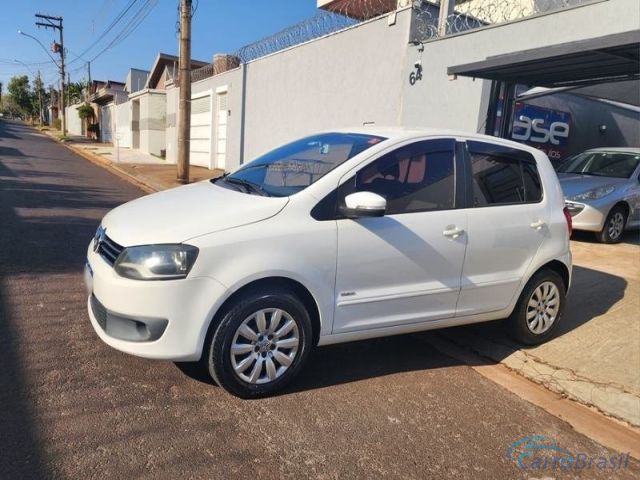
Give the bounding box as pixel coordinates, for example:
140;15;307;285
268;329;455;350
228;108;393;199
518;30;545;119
206;286;313;398
507;269;566;345
596;205;627;244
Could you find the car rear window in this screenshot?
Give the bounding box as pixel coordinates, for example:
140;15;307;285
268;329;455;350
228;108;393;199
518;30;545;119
468;141;542;206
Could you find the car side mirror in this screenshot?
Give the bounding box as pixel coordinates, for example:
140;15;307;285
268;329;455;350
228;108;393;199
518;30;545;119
342;192;386;218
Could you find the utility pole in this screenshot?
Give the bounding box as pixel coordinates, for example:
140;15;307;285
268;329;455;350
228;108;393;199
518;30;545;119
177;0;192;183
37;70;43;126
35;13;65;135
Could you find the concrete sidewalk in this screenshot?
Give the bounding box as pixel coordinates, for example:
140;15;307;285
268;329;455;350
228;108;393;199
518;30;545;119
440;231;640;426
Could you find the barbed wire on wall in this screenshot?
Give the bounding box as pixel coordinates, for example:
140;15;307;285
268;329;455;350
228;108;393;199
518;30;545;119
411;0;591;43
234;10;359;64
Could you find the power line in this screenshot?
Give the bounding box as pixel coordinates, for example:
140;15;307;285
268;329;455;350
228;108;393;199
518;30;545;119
67;0;140;66
84;0;157;64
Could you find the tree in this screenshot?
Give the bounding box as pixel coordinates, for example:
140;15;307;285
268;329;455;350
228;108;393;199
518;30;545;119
67;81;85;105
8;75;32;115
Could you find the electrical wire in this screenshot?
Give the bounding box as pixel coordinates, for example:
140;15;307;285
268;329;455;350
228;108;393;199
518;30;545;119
67;0;140;66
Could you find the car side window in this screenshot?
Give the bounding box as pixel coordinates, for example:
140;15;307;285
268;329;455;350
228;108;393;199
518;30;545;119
467;141;542;207
340;139;456;215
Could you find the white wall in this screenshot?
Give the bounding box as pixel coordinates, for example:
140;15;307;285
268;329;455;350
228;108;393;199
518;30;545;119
65;104;83;136
241;9;412;162
115;102;132;148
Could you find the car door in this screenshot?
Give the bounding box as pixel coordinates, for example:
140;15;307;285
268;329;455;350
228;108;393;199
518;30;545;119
456;140;547;316
332;138;467;334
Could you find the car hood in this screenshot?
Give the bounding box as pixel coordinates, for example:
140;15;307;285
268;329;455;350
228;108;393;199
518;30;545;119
102;181;289;246
557;173;627;199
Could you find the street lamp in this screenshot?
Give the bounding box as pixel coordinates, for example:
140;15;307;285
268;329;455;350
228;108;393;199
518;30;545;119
17;30;60;69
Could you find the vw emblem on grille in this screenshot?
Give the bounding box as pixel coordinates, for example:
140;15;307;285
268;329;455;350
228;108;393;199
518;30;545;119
93;226;106;253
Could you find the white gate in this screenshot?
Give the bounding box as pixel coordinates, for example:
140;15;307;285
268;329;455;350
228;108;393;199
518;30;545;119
100;105;114;143
189;95;211;167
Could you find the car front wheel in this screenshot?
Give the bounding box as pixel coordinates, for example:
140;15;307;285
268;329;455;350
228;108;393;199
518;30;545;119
596;205;627;244
206;286;313;398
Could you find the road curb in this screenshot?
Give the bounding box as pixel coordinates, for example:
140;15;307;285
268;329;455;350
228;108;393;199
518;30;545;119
420;333;640;459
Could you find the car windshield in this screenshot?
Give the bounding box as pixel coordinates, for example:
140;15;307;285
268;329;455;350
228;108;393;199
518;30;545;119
556;151;640;179
218;133;386;197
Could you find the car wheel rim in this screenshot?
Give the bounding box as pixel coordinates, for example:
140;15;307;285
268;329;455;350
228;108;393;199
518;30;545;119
608;212;624;240
526;281;560;335
230;308;300;385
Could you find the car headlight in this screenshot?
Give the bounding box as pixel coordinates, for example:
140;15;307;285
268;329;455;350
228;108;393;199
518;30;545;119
569;185;615;202
114;244;199;280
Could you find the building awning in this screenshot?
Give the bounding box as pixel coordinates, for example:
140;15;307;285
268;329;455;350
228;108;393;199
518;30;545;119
448;30;640;88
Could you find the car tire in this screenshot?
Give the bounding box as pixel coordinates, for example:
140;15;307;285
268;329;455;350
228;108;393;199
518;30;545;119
507;269;566;346
596;205;627;244
206;286;313;398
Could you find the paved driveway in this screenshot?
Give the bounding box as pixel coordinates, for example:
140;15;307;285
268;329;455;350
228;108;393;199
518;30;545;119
0;120;637;479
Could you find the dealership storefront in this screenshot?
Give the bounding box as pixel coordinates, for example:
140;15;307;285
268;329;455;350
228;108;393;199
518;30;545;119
448;30;640;162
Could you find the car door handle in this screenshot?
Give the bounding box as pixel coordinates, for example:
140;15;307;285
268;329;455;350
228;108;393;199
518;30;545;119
530;220;545;230
443;226;464;239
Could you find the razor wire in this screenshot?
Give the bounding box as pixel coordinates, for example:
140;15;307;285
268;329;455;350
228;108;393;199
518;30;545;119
234;10;359;64
412;0;593;42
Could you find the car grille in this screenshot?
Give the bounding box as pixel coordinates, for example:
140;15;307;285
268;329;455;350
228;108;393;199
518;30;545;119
97;234;124;266
90;294;107;331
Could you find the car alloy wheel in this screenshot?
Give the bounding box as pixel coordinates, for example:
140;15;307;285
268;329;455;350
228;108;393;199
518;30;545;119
230;308;300;385
525;281;560;335
607;211;625;241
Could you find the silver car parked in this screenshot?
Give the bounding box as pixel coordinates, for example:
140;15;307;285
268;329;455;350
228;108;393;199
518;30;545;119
557;148;640;243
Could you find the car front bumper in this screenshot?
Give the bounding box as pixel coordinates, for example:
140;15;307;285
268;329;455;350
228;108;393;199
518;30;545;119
565;200;610;232
86;243;228;361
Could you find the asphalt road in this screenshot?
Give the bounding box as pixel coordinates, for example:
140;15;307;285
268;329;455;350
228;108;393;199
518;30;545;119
0;120;637;479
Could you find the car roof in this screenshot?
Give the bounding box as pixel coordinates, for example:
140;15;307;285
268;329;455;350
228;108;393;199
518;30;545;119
583;147;640;154
329;126;540;152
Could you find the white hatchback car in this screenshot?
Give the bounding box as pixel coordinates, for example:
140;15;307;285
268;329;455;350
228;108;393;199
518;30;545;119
86;128;572;398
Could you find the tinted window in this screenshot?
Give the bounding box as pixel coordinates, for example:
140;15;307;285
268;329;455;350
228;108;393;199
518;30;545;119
468;141;542;207
341;139;456;215
221;133;386;197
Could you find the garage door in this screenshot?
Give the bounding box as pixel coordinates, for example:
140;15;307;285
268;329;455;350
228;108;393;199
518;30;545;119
100;105;113;143
190;95;211;168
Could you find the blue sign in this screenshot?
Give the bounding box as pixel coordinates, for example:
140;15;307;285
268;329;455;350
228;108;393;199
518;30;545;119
512;102;572;161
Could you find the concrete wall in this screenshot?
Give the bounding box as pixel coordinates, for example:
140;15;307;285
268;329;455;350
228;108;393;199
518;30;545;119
400;0;640;132
65;104;83;136
241;8;412;162
115;102;132;148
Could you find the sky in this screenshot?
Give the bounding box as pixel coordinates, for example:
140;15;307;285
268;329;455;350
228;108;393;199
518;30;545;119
0;0;319;90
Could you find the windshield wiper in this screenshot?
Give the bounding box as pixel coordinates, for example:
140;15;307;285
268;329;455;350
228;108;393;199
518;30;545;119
224;177;270;196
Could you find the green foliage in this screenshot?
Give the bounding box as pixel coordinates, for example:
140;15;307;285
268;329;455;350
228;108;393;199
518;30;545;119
53;118;62;131
77;103;94;119
67;82;85;105
8;75;32;115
